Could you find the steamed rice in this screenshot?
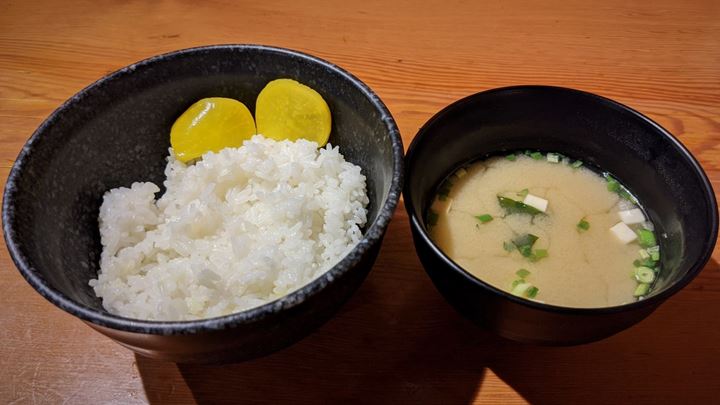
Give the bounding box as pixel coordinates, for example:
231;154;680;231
90;135;369;321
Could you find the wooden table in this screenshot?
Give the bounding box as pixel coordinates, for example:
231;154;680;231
1;1;719;403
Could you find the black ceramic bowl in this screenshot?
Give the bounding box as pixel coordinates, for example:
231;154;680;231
404;85;717;345
3;45;403;363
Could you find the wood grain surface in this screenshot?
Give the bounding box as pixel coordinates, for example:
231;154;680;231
1;0;719;403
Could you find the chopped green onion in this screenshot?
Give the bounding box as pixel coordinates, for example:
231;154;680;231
633;258;656;268
638;249;650;260
647;245;661;261
497;196;543;216
513;234;539;257
634;283;650;297
606;175;621;192
637;229;657;248
510;267;540;299
516;188;529;199
547;153;560;163
511;282;532;297
516;268;531;279
454;168;468;178
427;210;439;227
577;218;590;231
506;154;517;161
635;267;656;283
503;241;515;252
619;189;638;203
571;160;583;168
604;173;638;202
530;151;543;160
476;214;493;223
530;249;548;262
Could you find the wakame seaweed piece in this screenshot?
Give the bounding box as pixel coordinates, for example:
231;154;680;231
497;196;543;216
437;179;454;200
427;210;439;227
512;233;539;257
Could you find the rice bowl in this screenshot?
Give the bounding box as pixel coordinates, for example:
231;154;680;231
91;135;369;321
3;44;403;362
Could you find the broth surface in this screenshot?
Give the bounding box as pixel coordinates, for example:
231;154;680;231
429;155;654;308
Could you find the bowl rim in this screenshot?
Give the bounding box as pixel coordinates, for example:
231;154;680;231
404;84;718;315
2;44;404;335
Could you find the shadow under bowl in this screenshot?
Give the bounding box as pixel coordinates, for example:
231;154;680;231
403;85;717;345
3;45;403;363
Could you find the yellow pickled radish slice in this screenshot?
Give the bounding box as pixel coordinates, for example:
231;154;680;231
170;97;256;163
255;79;331;146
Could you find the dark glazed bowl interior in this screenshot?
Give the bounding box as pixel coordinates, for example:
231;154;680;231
404;85;717;345
3;45;403;362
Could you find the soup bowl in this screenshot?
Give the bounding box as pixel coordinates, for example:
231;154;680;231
3;45;403;363
404;85;717;345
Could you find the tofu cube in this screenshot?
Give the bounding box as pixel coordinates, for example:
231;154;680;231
523;194;548;212
610;222;637;244
619;208;646;225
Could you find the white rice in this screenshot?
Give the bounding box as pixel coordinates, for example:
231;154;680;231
90;135;369;321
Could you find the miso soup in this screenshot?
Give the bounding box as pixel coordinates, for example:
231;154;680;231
427;152;661;308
